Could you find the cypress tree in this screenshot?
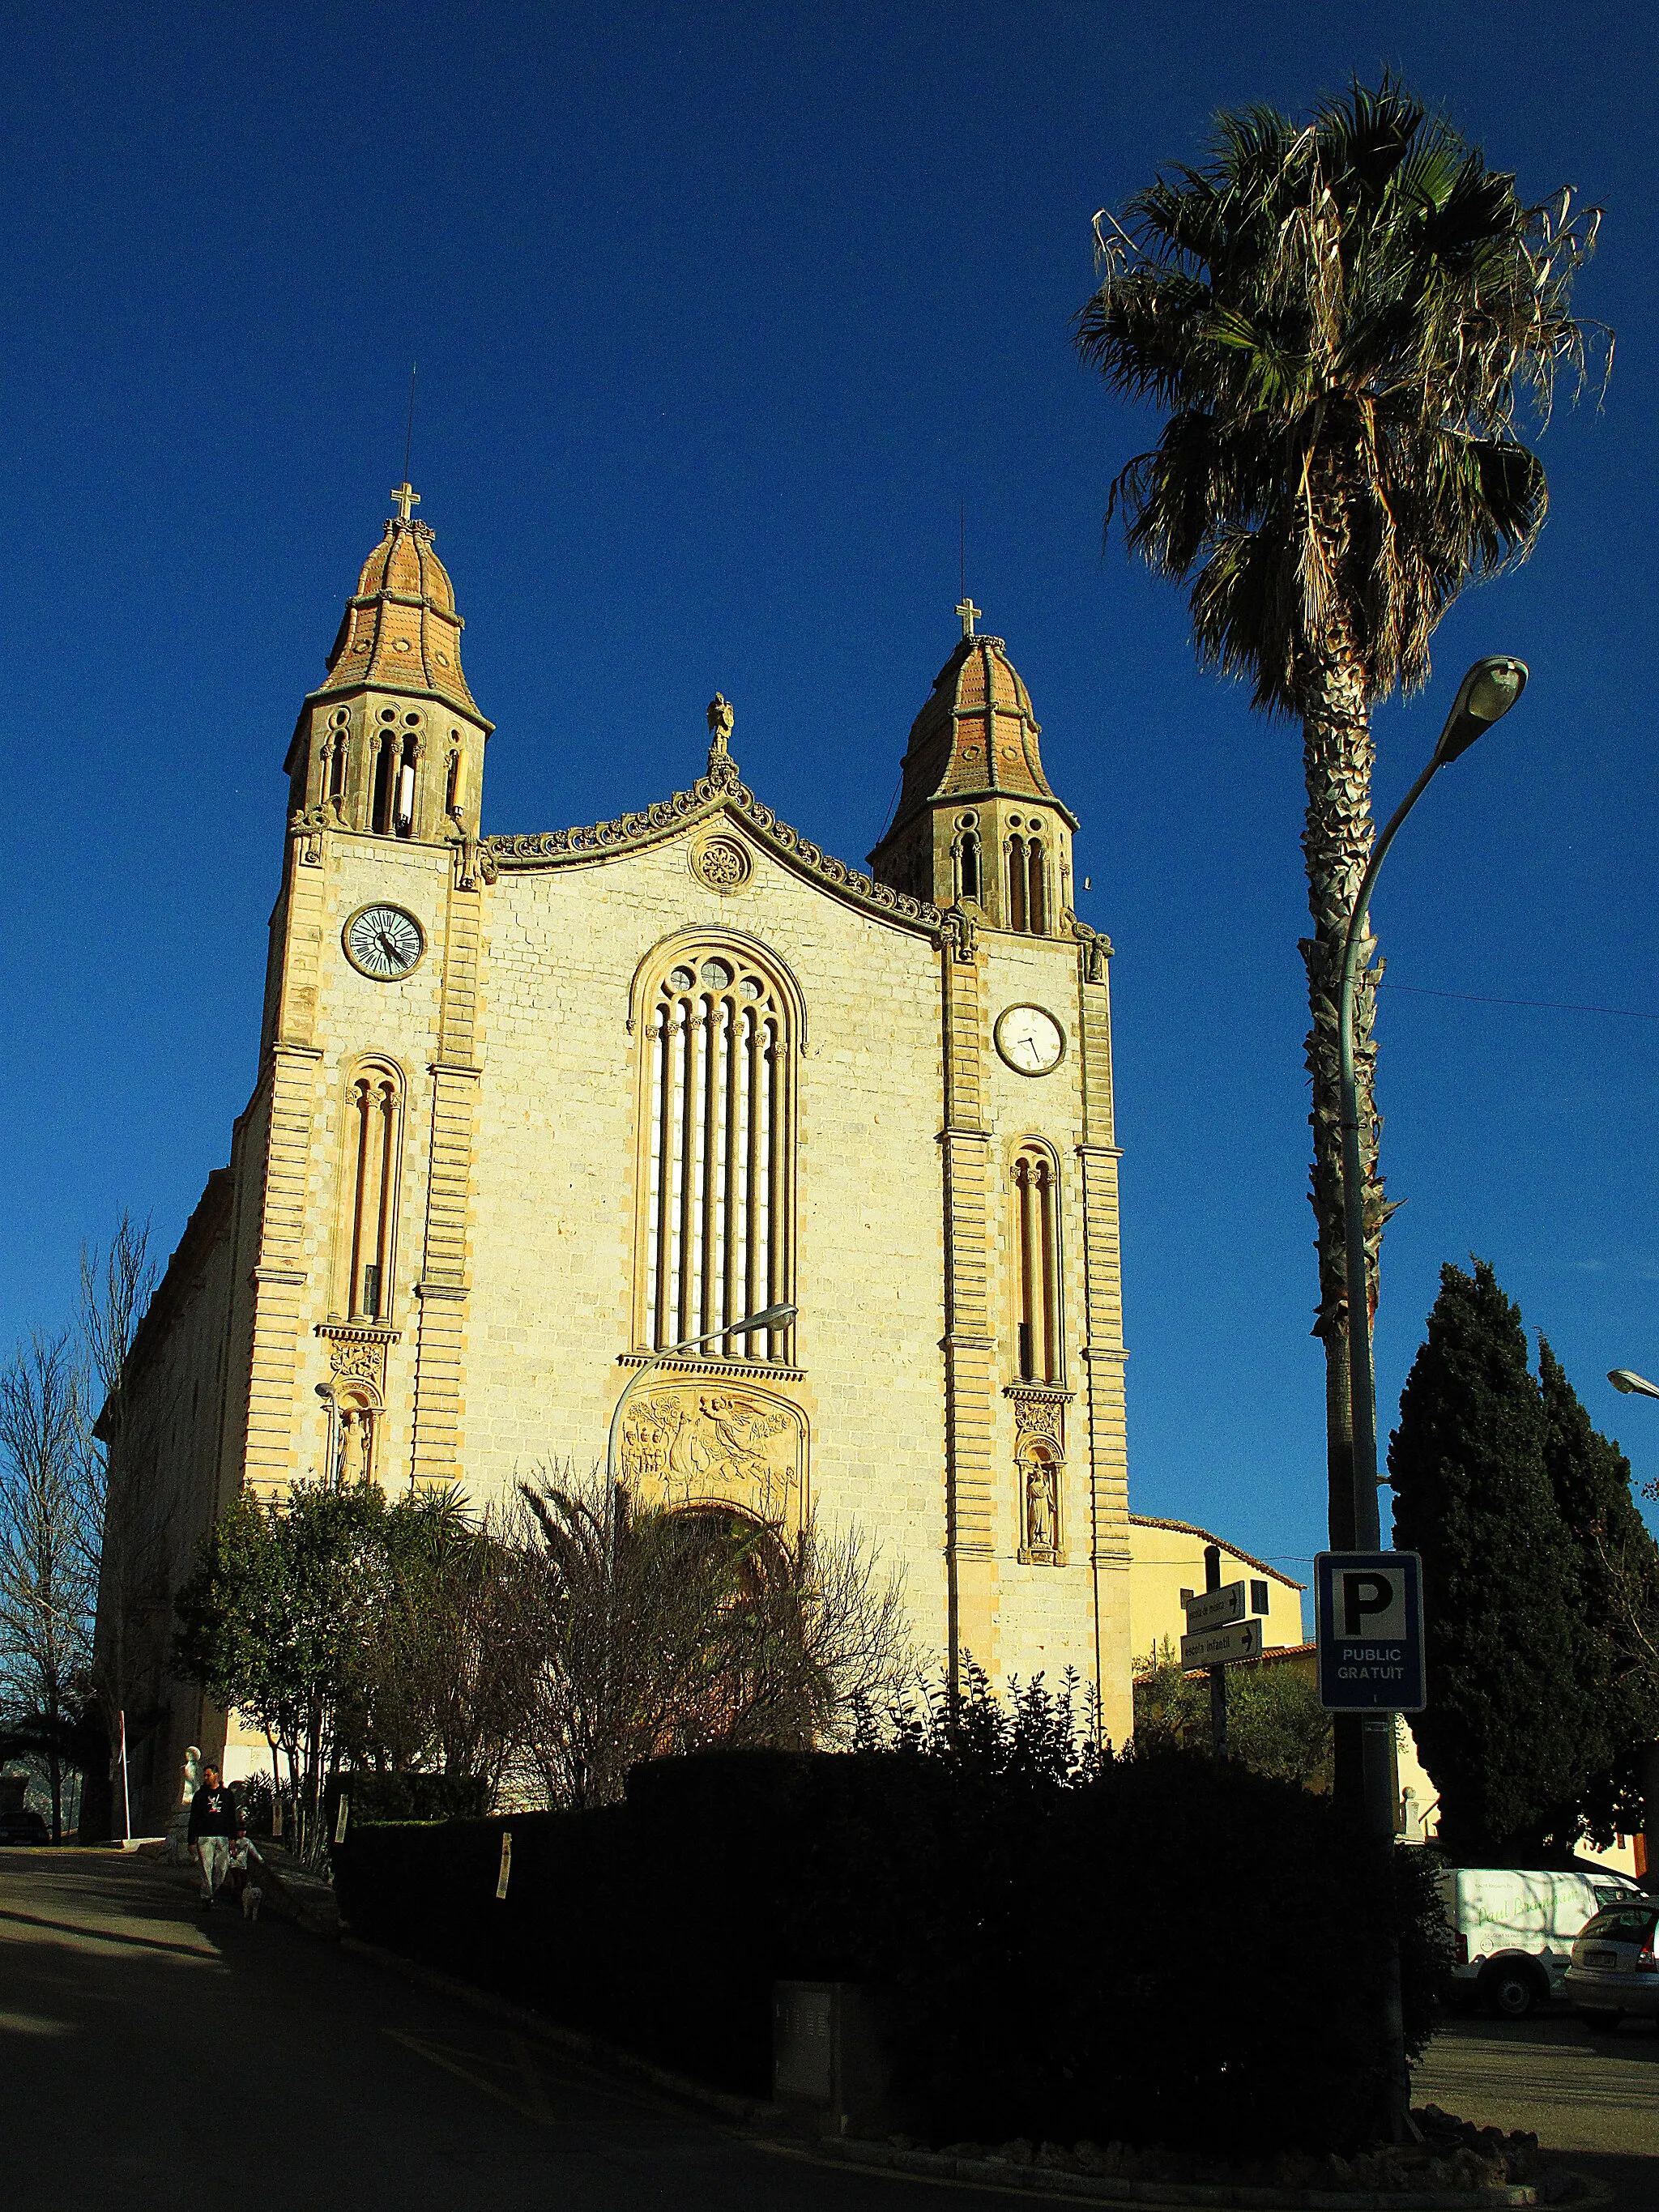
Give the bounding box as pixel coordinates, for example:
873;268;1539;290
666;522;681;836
1388;1260;1581;1861
1537;1340;1659;1847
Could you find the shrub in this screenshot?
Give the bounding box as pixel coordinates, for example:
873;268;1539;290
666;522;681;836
333;1736;1448;2151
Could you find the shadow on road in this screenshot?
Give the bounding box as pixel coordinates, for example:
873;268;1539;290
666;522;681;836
1415;2009;1659;2207
0;1852;1021;2212
13;1854;1659;2210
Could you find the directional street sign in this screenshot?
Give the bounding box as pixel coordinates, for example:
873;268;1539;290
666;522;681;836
1181;1580;1247;1634
1315;1552;1425;1713
1179;1617;1264;1671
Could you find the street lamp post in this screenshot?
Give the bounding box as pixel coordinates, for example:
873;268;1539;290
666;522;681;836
1335;654;1528;2142
1338;657;1529;1530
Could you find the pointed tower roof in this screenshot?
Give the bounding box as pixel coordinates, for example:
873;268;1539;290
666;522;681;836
878;607;1076;850
307;483;488;726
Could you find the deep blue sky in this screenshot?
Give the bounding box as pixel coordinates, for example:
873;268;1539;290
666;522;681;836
4;1;1656;1603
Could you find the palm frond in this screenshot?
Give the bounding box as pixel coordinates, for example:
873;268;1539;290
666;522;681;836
1077;74;1604;712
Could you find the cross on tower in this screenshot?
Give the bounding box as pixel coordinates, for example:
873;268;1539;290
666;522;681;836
956;597;981;639
390;481;420;523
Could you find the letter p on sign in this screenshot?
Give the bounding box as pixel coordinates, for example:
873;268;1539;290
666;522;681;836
1341;1571;1406;1639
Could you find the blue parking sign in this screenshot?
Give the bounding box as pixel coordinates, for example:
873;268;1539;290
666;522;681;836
1315;1552;1425;1713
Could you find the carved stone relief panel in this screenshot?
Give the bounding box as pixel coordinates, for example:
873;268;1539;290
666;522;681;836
1009;1388;1064;1453
620;1383;806;1532
325;1332;389;1398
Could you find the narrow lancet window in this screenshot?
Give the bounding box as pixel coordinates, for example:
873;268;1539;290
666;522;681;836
371;731;395;833
394;737;418;836
641;949;795;1364
1007;835;1028;931
327;732;348;812
1013;1147;1060;1383
339;1061;402;1322
1026;837;1047;934
957;825;980;903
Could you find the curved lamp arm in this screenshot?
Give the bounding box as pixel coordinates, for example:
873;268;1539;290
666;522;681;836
603;1301;799;1532
1337;658;1527;1538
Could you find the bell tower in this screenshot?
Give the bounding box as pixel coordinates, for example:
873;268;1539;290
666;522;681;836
283;482;493;843
868;600;1077;932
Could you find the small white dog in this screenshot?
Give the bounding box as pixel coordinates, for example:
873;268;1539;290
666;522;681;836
229;1838;264;1922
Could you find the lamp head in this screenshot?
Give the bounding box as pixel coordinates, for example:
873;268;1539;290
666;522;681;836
1608;1368;1659;1400
748;1303;797;1331
1435;656;1529;765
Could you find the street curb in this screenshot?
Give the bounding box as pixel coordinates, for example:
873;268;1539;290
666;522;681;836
324;1929;1599;2211
812;2136;1558;2209
336;1933;791;2133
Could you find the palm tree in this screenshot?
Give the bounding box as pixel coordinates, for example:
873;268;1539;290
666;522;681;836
1076;78;1601;1561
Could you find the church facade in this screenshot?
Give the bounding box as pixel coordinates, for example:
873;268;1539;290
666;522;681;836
109;489;1132;1821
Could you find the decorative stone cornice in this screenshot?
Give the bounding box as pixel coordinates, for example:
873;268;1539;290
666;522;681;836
616;1349;806;1383
316;1321;401;1345
480;746;1112;973
482;757;949;938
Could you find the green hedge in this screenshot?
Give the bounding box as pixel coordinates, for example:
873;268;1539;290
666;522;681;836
331;1748;1449;2153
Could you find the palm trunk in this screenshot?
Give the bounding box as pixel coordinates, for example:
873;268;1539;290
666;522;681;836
1299;650;1384;1814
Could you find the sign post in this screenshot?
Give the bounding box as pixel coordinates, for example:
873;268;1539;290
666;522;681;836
1179;1617;1265;1669
1179;1546;1269;1754
1314;1553;1425;1714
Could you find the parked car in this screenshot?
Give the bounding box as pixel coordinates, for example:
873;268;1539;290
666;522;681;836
1438;1865;1643;2018
0;1809;50;1845
1567;1899;1659;2028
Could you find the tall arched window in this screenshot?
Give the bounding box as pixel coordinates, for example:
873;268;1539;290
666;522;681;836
1012;1144;1061;1383
640;947;795;1363
1005;827;1047;934
370;722;396;833
954;813;981;904
393;734;418;836
336;1059;403;1321
1007;833;1029;931
1026;836;1047;934
324;709;349;812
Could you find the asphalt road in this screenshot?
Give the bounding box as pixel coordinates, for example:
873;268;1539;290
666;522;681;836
1414;2010;1659;2206
0;1849;983;2212
6;1852;1658;2210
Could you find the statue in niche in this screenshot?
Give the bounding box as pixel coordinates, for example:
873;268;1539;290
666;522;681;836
1025;1458;1059;1554
337;1406;369;1487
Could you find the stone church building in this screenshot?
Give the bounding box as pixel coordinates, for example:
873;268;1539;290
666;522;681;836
107;488;1132;1821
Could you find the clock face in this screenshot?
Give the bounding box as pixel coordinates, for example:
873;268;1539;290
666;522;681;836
995;1003;1065;1077
343;904;424;981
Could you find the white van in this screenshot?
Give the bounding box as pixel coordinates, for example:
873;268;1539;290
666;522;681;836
1439;1866;1644;2018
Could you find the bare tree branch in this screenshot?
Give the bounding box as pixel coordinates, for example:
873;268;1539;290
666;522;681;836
0;1332;94;1839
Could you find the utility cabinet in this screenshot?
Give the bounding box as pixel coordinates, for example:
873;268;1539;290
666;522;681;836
771;1980;901;2137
